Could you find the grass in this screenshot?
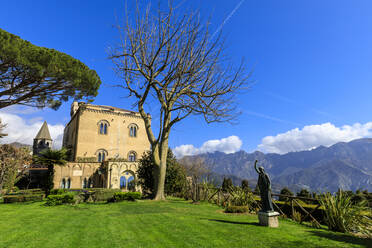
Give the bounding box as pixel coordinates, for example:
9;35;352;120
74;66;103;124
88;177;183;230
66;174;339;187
0;198;371;248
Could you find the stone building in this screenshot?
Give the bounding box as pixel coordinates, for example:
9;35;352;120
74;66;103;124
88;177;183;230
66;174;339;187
33;121;52;156
33;102;151;191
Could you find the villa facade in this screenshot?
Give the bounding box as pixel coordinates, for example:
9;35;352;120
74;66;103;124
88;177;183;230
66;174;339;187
33;102;151;191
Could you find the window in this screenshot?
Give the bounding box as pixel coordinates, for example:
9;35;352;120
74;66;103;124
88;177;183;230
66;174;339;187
98;120;109;135
82;178;88;188
96;149;107;162
66;178;71;189
61;178;66;189
128;124;138;137
120;171;136;191
128;151;136;162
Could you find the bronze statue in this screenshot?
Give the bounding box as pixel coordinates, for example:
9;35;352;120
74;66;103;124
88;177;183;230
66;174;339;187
254;160;274;212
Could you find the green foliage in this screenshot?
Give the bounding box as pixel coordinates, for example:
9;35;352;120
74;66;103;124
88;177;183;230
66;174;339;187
112;192;142;202
221;177;233;192
3;194;43;203
224;205;249;213
137;149;187;197
50;189;68;195
229;187;259;212
33;148;67;196
297;188;310;198
89;189;121;202
6;188;43;195
0;144;31;192
279;187;294;201
241;179;250;192
318;191;371;235
0;28;101;109
45;193;75;206
292;210;302;223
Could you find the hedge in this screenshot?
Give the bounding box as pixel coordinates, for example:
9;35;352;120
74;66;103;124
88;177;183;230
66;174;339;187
3;194;44;203
45;193;75;206
50;189;69;195
111;192;142;202
225;206;249;213
5;189;44;195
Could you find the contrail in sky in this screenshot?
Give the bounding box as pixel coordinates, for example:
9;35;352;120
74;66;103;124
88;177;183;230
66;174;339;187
211;0;246;39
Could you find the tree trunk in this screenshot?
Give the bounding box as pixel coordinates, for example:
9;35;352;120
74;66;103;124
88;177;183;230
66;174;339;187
153;159;166;200
153;142;168;200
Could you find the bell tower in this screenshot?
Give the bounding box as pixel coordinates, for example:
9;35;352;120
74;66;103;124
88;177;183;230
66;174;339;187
33;121;53;155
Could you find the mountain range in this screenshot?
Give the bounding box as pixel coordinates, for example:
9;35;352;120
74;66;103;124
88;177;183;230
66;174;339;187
180;138;372;193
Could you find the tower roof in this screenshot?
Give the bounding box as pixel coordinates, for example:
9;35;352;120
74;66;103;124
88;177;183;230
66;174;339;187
35;121;52;140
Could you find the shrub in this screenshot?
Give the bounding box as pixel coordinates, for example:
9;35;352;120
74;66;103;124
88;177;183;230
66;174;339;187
279;187;294;201
50;189;68;195
5;188;44;195
45;193;74;206
318;191;371;235
225;206;248;213
91;189;121;202
112;192;142;202
292;210;302;223
241;180;250;192
229;187;259;212
221;177;233;192
3;194;44;203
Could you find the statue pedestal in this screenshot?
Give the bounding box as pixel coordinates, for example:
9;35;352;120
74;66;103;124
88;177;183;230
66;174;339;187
258;211;280;227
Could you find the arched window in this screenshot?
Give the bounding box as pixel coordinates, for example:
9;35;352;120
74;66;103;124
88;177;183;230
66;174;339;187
61;178;66;189
128;124;138;137
128;151;136;162
96;149;107;162
66;178;71;189
82;178;88;188
88;178;92;188
98;120;109;135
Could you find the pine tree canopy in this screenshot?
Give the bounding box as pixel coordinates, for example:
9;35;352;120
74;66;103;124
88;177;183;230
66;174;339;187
0;28;101;109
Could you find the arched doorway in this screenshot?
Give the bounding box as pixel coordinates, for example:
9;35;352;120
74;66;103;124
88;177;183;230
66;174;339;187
119;170;136;191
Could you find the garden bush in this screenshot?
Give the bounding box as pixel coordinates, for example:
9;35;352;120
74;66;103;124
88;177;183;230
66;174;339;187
45;193;75;206
91;189;121;202
50;189;69;195
229;187;259;212
318;191;371;235
111;192;142;202
225;206;249;213
5;188;44;195
3;194;44;203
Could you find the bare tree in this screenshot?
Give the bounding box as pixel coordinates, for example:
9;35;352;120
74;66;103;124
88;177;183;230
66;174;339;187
109;1;250;200
181;157;210;202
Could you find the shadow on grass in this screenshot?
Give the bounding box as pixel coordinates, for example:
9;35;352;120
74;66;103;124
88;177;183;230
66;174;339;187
308;230;372;247
206;218;261;226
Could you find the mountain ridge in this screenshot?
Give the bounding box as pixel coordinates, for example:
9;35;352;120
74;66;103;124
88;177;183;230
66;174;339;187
179;138;372;192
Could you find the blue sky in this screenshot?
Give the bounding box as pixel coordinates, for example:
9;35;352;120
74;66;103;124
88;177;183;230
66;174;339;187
1;0;372;156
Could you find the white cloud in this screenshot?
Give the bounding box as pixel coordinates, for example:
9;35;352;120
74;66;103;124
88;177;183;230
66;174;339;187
257;122;372;154
0;112;64;149
173;135;243;158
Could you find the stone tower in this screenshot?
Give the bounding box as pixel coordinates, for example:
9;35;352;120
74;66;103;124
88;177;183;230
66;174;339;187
33;121;52;155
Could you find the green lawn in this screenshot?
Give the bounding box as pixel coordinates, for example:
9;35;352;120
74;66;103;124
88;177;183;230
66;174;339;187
0;198;370;248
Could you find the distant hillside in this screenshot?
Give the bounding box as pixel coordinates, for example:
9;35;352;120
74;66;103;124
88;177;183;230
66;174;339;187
8;142;32;149
180;138;372;192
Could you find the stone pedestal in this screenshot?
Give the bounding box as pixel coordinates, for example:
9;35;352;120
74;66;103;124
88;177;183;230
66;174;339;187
258;211;280;227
